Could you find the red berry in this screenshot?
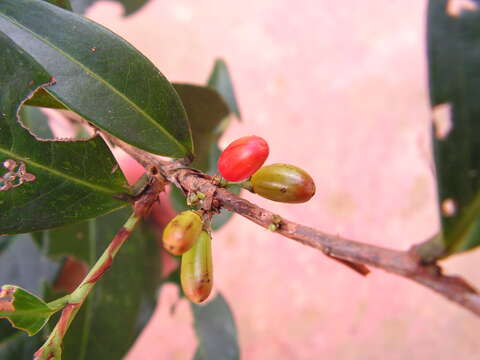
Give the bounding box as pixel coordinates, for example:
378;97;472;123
218;136;269;181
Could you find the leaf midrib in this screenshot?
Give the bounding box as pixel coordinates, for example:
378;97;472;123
0;147;121;195
0;7;187;154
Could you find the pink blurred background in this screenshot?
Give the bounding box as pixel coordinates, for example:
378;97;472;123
81;1;480;359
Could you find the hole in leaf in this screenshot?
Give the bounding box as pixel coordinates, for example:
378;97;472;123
1;160;36;191
0;286;15;312
18;107;96;141
432;103;452;139
441;198;457;216
446;0;478;17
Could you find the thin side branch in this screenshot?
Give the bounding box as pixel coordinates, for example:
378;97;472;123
108;134;480;317
34;173;162;360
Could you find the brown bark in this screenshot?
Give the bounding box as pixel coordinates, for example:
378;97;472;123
107;134;480;317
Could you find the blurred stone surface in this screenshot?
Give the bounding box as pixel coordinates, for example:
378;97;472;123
82;1;480;358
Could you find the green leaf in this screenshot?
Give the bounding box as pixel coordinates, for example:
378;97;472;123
0;330;44;360
191;293;240;360
173;83;230;173
425;0;480;256
42;0;72;10
42;208;161;360
25;89;65;109
70;0;149;16
19;106;54;140
0;0;192;157
207;59;242;120
0;236;12;254
0;285;56;336
0;28;129;234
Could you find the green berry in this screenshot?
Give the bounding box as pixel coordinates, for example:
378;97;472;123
251;164;316;203
180;231;213;304
162;211;203;256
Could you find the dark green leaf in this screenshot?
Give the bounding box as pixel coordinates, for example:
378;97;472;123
0;236;12;254
173;83;230;172
0;285;56;336
162;266;184;300
0;320;18;347
45;221;91;263
207;59;242;120
191;293;240;360
70;0;149;16
0;0;192;157
42;0;72;10
0;29;129;234
43;208;161;360
25;89;65;109
0;330;43;360
19;106;54;140
425;0;480;256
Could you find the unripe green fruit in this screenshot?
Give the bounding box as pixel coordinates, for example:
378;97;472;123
250;164;316;203
162;211;203;256
181;231;213;304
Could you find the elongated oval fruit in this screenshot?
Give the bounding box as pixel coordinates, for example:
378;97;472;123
218;135;269;181
181;231;213;304
251;164;316;203
162;211;203;255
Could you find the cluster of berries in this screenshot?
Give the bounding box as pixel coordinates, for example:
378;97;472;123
162;136;316;303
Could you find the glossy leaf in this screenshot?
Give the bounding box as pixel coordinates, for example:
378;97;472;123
0;0;192;157
207;59;242;120
191;293;240;360
0;29;129;234
70;0;149;16
425;0;480;256
0;285;56;336
41;208;161;360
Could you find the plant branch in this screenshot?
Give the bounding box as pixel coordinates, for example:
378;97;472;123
107;134;480;317
34;174;162;360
